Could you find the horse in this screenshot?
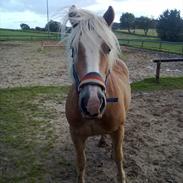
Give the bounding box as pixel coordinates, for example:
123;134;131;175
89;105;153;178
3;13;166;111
64;5;131;183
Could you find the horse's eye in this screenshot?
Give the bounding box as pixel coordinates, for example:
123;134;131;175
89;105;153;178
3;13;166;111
102;43;111;54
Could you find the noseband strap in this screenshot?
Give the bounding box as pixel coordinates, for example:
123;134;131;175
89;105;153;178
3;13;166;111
72;64;118;103
79;72;106;91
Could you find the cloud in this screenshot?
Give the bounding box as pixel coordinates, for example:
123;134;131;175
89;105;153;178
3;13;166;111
0;10;46;29
84;0;183;22
0;0;95;28
0;0;94;14
0;0;182;28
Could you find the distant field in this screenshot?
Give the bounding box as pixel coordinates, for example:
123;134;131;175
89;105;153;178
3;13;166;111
0;28;59;36
115;29;183;55
0;28;59;41
118;39;183;55
114;30;159;40
118;29;158;37
0;28;183;55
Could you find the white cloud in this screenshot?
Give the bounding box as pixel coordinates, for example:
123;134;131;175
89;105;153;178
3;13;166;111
0;0;182;28
84;0;183;22
0;10;46;29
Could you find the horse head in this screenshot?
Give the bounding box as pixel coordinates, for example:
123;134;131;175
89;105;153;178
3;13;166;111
67;6;120;119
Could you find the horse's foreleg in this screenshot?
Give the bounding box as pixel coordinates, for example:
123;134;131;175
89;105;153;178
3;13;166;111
110;126;126;183
71;131;86;183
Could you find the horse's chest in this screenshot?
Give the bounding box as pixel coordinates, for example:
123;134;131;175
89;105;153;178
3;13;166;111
77;119;120;136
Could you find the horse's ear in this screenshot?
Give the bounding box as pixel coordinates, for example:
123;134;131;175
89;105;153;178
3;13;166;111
103;6;115;26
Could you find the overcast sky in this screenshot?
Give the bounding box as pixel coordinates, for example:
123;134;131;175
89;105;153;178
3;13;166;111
0;0;182;29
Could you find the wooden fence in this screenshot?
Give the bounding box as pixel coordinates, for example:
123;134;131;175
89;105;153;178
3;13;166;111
0;34;183;55
153;58;183;82
0;34;59;41
118;39;183;55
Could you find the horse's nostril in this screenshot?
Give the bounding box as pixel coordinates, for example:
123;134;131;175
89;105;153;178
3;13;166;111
80;97;88;113
98;93;106;113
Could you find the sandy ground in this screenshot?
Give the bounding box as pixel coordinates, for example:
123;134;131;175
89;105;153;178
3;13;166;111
0;41;70;88
0;41;183;88
0;41;183;182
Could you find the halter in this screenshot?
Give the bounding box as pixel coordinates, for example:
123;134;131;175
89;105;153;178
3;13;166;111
72;60;118;103
73;63;107;92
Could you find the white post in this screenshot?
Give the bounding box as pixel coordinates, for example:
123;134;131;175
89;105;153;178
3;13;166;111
46;0;50;38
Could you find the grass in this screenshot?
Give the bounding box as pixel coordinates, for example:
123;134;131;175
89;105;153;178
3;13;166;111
119;39;183;55
131;77;183;91
114;30;159;40
119;29;158;37
0;86;69;183
1;28;183;54
0;28;58;36
115;29;183;55
0;77;183;182
0;28;59;41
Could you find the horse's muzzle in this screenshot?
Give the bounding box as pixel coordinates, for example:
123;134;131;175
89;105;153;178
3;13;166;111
79;85;106;119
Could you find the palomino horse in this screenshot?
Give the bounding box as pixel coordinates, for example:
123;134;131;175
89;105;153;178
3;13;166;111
64;5;131;183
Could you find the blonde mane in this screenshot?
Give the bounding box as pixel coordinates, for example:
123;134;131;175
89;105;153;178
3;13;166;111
62;6;121;78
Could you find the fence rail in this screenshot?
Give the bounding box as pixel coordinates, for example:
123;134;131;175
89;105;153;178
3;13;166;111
153;58;183;82
0;34;59;41
0;34;183;54
118;39;183;55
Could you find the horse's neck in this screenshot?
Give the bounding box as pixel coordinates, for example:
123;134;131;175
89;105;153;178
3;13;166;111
110;59;129;83
106;59;130;96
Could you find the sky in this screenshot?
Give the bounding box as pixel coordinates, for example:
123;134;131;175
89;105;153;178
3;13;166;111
0;0;182;29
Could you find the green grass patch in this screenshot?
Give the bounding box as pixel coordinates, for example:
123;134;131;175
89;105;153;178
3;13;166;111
131;77;183;91
0;28;60;41
119;29;158;37
114;30;159;40
0;85;69;183
0;28;58;36
115;30;183;55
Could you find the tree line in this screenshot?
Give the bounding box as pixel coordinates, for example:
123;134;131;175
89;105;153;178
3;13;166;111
20;9;183;42
20;20;61;33
114;9;183;41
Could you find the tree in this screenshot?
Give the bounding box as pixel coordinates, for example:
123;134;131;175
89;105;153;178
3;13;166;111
156;9;183;41
45;20;61;32
35;27;45;31
112;22;120;30
20;23;30;30
150;18;158;29
120;13;135;33
135;16;152;35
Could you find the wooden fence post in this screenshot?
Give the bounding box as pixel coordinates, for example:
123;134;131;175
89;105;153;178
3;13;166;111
141;41;144;48
156;61;161;83
159;42;162;50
